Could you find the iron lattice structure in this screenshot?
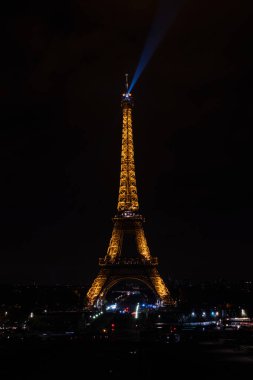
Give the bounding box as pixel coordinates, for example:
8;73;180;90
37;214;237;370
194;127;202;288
86;77;173;308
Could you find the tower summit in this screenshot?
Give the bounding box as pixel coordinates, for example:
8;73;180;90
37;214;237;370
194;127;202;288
86;76;173;308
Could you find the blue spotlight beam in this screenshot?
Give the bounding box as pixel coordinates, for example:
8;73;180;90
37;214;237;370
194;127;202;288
128;0;184;94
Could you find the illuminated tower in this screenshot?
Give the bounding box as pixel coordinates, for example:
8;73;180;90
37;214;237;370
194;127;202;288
86;75;173;308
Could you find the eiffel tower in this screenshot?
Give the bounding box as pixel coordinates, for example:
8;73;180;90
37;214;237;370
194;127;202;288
86;75;173;308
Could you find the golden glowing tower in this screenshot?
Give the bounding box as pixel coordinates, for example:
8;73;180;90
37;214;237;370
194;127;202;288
86;75;173;308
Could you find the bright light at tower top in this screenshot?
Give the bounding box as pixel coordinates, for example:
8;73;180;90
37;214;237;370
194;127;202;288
122;73;133;103
122;92;132;99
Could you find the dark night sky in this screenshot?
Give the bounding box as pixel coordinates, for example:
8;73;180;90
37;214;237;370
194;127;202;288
1;0;253;285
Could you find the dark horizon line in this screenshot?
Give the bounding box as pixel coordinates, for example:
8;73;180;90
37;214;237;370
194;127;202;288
0;278;252;287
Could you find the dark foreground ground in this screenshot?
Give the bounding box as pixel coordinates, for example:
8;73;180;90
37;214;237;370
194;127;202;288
1;330;253;379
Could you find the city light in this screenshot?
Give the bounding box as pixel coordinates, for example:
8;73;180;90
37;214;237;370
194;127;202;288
241;309;247;317
106;304;117;311
135;303;140;319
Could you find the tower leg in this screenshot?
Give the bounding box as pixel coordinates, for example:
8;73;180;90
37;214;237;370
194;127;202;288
135;223;152;261
150;268;173;305
86;269;109;308
105;224;123;263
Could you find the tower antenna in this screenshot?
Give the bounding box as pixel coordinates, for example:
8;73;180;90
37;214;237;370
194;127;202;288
125;73;129;92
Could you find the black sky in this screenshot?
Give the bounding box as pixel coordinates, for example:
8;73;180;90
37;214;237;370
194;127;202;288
1;0;253;285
